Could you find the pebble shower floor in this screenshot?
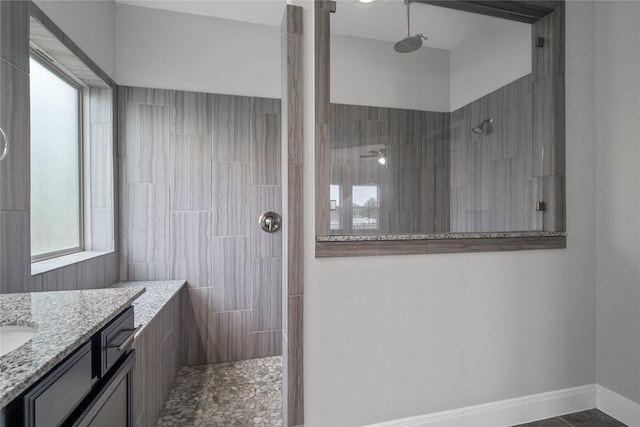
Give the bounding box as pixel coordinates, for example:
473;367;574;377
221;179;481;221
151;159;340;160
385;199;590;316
156;356;283;426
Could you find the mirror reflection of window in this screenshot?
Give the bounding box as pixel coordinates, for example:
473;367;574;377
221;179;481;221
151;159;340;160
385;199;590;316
352;185;378;231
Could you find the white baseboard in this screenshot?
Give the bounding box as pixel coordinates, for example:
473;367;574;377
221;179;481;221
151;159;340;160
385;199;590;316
364;385;596;427
364;384;640;427
597;385;640;427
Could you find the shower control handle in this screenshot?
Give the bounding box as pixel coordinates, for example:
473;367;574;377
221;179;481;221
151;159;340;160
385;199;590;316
259;211;281;233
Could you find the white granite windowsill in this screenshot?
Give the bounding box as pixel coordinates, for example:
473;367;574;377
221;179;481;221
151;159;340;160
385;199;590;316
31;250;113;276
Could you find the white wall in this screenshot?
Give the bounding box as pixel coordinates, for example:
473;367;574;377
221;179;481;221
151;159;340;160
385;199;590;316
331;35;450;112
331;18;530;113
303;2;597;425
594;0;640;406
115;4;281;98
449;19;532;111
33;0;116;78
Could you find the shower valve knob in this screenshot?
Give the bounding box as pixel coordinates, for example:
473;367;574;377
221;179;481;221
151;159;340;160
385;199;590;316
259;211;281;233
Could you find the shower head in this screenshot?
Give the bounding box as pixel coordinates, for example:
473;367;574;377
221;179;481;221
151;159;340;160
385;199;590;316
395;34;427;53
472;118;493;135
394;1;427;53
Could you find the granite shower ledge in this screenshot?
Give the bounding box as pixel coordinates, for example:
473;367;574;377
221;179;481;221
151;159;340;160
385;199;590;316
316;232;567;257
316;231;567;242
111;280;186;339
0;287;144;407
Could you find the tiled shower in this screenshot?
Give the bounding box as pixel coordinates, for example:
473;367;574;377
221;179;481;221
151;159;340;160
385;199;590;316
119;87;283;364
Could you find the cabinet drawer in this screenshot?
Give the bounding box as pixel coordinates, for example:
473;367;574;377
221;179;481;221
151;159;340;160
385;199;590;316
23;341;93;427
99;306;135;377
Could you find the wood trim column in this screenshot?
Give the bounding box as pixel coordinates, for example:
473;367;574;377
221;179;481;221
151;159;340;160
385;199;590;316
282;4;304;426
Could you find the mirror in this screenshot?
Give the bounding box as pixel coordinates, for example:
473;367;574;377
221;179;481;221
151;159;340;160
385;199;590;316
322;0;565;239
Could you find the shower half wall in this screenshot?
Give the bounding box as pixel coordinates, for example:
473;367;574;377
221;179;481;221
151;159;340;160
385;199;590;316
119;87;282;363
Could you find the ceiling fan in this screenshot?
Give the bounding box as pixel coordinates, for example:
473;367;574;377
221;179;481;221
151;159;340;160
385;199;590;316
360;148;387;165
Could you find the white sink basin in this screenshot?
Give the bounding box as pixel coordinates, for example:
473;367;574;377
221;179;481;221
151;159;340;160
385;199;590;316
0;325;37;357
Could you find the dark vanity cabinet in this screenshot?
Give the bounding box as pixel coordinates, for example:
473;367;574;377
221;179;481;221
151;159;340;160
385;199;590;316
3;306;136;427
70;351;135;427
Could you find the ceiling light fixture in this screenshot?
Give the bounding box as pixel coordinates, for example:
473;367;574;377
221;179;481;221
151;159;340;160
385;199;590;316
360;148;387;165
358;0;376;3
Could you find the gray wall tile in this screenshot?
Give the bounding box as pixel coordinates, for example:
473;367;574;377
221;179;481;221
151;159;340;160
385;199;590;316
0;59;29;212
91;208;114;251
449;75;539;232
127;184;169;263
89;88;113;124
105;252;119;286
252;113;282;185
211;162;250;236
131;331;146;427
252;330;282;358
0;211;30;293
175;91;211;136
90;123;114;209
180;286;209;366
0;1;29;73
285;35;304;164
29;275;44;293
125;104;172;184
170;212;212;287
127;262;170;281
212;94;251;162
251;258;282;332
126;87;174;106
211;237;250;312
42;264;79;291
288;165;304;296
288;295;304;425
170;135;213;211
77;256;104;289
251;97;281;114
207;310;251;363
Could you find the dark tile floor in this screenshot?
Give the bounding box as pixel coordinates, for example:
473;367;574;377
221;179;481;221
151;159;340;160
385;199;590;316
514;409;627;427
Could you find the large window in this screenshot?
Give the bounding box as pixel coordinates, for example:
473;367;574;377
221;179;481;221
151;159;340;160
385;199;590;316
30;55;83;260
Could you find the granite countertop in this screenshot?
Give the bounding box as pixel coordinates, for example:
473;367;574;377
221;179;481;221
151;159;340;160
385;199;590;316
316;231;567;242
0;287;144;407
111;280;186;339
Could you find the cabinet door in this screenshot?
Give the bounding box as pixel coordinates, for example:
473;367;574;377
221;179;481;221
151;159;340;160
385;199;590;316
73;351;135;427
82;374;129;427
23;342;93;427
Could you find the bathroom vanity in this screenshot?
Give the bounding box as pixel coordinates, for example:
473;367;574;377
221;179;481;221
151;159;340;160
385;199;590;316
0;287;144;426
